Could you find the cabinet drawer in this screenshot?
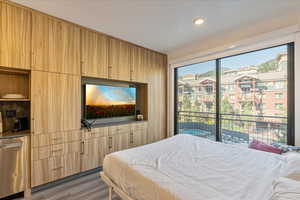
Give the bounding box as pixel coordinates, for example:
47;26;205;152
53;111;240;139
65;130;81;142
32;130;81;147
82;127;108;139
32;153;81;187
108;124;131;136
131;122;148;131
32;142;81;160
32;158;51;187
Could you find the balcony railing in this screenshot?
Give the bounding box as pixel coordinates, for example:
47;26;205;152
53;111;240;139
176;111;287;145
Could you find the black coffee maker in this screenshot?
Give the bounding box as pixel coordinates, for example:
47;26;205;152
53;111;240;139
14;117;28;132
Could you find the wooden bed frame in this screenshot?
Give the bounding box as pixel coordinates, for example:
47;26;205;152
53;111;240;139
100;172;135;200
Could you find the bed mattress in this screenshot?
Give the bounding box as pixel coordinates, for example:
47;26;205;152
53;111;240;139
103;134;288;200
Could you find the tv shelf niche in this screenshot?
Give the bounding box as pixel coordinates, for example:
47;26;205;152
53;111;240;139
81;77;148;126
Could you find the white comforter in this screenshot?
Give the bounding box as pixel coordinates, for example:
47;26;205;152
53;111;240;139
103;134;288;200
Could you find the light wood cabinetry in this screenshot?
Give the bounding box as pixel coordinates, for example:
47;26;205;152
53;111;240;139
1;0;167;190
108;38;132;81
0;68;30;100
31;130;82;187
32;12;81;75
81;136;108;171
147;52;167;143
108;132;130;153
130;122;148;147
81;29;109;78
131;46;147;83
32;153;81;187
81;127;108;171
31;71;81;134
0;1;31;69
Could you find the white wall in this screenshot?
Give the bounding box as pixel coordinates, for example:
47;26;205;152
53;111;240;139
168;25;300;146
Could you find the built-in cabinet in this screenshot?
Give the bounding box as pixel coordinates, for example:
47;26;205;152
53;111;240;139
0;0;167;190
108;38;132;81
0;1;31;69
31;71;81;134
31;12;81;75
31;122;148;187
31;130;82;187
81;29;109;78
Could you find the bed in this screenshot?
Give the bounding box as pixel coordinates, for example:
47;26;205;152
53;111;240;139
101;134;288;200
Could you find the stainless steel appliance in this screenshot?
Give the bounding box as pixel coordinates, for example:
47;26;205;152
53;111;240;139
0;137;25;198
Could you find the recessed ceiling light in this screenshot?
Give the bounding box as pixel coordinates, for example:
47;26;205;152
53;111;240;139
193;17;205;25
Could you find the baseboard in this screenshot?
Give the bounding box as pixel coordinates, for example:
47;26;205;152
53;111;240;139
32;167;102;193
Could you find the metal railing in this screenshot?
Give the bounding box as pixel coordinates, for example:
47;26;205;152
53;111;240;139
177;111;287;144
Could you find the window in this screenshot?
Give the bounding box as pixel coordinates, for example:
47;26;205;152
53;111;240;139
275;103;284;110
175;43;295;145
274;81;285;89
275;93;283;99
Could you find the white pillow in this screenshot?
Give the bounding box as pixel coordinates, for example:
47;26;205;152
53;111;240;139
282;152;300;181
271;177;300;200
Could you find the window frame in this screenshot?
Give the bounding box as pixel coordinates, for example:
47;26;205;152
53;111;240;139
174;43;295;145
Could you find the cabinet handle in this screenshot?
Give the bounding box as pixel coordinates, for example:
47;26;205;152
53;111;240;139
51;149;63;153
52;166;63;171
81;141;84;155
108;66;112;78
32;118;35;134
130;132;134;144
109;137;112;149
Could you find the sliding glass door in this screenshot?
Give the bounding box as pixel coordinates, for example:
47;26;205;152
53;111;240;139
174;43;294;145
175;60;217;141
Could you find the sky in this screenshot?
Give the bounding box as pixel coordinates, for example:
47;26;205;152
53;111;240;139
86;84;136;106
178;45;287;76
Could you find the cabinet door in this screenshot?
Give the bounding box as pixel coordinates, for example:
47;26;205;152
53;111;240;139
81;139;99;171
131;46;147;83
147;52;167;143
31;71;81;134
32;12;80;75
0;2;31;69
32;158;51;187
81;136;107;171
81;29;108;78
108;133;130;153
64;153;81;177
130;125;148;147
108;38;131;81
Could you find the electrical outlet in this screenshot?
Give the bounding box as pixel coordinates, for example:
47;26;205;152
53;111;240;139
6;110;16;118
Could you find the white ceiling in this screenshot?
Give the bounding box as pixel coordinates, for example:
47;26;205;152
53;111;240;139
12;0;300;54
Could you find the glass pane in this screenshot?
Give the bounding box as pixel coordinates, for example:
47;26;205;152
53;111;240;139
220;45;288;144
176;60;216;141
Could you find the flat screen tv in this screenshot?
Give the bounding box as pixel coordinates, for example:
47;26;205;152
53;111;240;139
84;84;136;120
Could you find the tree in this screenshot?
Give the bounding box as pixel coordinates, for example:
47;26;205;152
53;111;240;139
257;59;278;73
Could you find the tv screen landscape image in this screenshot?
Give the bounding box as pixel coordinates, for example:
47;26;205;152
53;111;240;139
85;84;136;120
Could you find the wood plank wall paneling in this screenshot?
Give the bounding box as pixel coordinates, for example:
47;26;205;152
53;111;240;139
0;1;31;69
31;12;81;75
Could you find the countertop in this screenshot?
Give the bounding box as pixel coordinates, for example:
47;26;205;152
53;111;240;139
0;130;30;139
81;120;148;130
